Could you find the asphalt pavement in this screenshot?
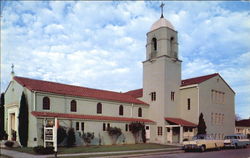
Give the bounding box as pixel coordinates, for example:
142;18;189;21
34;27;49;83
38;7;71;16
136;146;250;158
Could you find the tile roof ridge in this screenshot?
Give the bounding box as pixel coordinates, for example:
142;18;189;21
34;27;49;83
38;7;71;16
182;73;219;81
14;76;129;95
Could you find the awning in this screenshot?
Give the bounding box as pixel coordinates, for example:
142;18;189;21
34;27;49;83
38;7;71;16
32;111;155;124
165;117;197;127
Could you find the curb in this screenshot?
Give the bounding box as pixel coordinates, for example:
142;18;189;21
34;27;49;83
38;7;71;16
92;149;184;158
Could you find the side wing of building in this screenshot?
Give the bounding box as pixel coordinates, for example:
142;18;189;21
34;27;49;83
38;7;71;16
198;75;235;139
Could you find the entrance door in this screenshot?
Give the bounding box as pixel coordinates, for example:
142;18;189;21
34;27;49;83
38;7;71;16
10;113;16;141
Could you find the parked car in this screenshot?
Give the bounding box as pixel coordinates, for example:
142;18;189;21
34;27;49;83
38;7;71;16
183;134;224;152
224;134;250;148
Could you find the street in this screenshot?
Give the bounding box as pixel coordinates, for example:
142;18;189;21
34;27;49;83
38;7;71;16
137;146;250;158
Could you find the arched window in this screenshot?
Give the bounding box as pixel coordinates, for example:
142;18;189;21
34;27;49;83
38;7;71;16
119;105;123;116
97;102;102;114
170;37;176;57
43;96;50;110
152;38;157;51
70;100;77;112
138;107;142;117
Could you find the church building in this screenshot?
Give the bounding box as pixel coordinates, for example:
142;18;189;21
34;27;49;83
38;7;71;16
3;11;235;147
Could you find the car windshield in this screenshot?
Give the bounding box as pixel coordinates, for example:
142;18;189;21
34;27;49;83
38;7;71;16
192;135;207;140
224;136;238;139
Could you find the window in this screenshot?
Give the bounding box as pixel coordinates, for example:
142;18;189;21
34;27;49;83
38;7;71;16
171;91;175;101
170;37;175;57
70;100;77;112
43;97;50;110
151;92;156;101
81;122;84;131
103;123;106;131
184;127;188;132
187;98;191;110
211;113;213;124
215;113;218;124
138;107;142;117
157;126;163;136
152;38;157;51
119;105;123;116
222;114;224;125
97;102;102;114
125;124;128;131
189;128;193;132
107;123;110;130
76;122;79;131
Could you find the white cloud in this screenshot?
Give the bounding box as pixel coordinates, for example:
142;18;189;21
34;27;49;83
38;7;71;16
1;1;250;118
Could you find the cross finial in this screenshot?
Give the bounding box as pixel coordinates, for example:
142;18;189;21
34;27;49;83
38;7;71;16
160;2;165;18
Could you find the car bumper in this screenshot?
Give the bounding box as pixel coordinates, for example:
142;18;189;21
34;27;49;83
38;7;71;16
183;144;201;150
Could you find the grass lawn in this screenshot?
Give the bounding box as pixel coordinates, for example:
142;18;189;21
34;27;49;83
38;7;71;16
10;143;178;155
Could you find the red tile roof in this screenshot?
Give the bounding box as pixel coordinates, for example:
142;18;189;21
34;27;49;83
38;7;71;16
31;111;155;123
165;117;197;127
124;89;143;98
125;73;220;98
236;119;250;127
14;76;148;105
181;73;218;87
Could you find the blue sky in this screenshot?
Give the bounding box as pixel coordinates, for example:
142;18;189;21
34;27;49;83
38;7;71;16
1;1;250;119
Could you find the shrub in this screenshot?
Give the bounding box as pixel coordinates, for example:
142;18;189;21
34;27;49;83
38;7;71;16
107;127;122;144
129;122;145;143
82;132;94;146
18;92;29;147
57;126;67;145
67;128;76;147
33;146;54;154
5;141;14;148
0;130;8;140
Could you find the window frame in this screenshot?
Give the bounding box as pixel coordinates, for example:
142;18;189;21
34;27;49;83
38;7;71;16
138;107;142;117
43;96;50;110
70;100;77;112
97;102;102;114
119;105;124;116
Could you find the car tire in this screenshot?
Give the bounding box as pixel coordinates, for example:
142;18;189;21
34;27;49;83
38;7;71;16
200;145;206;152
234;143;238;149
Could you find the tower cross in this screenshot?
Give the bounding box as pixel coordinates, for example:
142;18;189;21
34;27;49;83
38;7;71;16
160;2;165;18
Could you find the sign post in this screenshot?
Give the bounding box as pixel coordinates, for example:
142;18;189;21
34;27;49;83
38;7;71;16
44;118;58;157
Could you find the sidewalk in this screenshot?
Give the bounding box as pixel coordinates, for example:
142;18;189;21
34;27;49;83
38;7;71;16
1;147;182;158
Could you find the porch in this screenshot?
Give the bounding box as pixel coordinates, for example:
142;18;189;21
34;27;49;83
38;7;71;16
165;117;197;144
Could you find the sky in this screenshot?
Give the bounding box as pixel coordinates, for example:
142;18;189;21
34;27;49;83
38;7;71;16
1;1;250;119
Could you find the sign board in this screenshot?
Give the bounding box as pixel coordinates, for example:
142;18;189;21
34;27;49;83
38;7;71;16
44;118;58;153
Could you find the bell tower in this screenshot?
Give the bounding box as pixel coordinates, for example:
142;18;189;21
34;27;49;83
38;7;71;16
142;5;182;144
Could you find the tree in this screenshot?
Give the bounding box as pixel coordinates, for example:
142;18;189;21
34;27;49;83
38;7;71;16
18;92;29;147
129;122;145;143
67;128;76;147
0;93;5;140
82;132;94;146
197;113;206;135
57;126;67;145
107;127;122;144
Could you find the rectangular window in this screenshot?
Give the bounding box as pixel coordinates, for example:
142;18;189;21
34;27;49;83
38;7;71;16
125;124;128;131
103;123;106;131
157;126;163;136
171;91;175;101
81;122;84;131
151;92;156;101
187;98;191;110
76;122;79;131
107;123;110;130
